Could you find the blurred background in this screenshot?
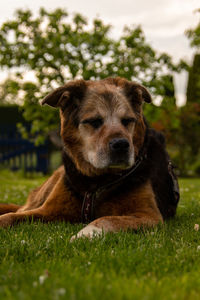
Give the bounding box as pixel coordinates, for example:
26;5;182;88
0;0;199;176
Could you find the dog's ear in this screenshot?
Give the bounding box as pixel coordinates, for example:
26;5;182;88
124;81;152;105
41;80;87;110
104;77;152;105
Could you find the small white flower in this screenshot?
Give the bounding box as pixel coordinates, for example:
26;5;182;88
33;281;38;287
21;240;26;245
197;245;200;251
56;288;66;296
194;224;199;231
39;274;48;285
47;237;53;243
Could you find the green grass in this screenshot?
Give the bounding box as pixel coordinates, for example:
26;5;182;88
0;170;200;300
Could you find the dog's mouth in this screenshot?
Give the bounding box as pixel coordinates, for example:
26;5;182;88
99;149;135;171
108;154;131;169
83;142;135;172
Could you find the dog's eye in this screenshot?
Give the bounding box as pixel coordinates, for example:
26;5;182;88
82;118;103;129
121;118;136;127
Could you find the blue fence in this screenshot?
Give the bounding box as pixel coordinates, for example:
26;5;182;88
0;125;49;174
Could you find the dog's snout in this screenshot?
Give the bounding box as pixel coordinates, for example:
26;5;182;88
109;138;129;152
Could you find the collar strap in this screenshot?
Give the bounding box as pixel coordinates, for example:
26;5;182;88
81;151;147;223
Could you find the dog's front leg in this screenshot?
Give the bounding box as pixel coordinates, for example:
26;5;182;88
0;208;49;227
70;212;163;241
0;176;80;228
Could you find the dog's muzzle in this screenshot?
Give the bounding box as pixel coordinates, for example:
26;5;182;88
109;138;130;167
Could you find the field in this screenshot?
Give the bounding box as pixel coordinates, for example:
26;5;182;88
0;170;200;300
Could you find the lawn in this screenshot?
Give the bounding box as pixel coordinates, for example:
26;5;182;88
0;170;200;300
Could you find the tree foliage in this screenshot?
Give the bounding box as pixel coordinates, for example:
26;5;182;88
185;9;200;49
0;8;182;143
1;8;199;175
182;12;200;174
187;54;200;103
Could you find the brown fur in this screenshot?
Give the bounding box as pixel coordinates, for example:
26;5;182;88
0;78;164;235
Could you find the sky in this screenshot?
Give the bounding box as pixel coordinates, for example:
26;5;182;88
0;0;199;105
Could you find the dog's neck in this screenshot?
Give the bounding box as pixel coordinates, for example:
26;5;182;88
62;150;124;196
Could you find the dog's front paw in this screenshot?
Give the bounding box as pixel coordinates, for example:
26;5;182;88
0;213;15;228
70;225;103;241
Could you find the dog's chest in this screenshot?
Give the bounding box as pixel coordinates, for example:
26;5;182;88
94;186;145;218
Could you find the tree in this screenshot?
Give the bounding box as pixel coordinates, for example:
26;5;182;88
0;79;21;105
161;10;200;175
183;10;200;174
186;9;200;103
0;8;181;145
185;9;200;50
187;53;200;103
152;10;200;176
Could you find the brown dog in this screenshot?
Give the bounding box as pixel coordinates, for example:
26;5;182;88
0;77;179;239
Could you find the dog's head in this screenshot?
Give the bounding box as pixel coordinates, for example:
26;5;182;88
42;77;151;176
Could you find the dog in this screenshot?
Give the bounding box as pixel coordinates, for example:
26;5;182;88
0;77;179;240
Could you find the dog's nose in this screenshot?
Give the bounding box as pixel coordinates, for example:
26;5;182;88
109;138;129;152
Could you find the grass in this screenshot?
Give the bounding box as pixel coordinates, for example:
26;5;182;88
0;170;200;300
